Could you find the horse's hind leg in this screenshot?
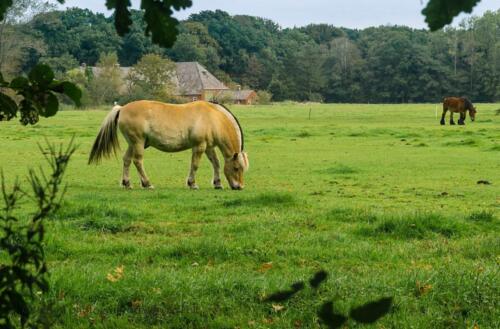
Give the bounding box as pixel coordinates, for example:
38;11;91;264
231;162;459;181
121;146;133;189
132;143;154;189
205;147;223;189
187;144;206;190
449;112;455;125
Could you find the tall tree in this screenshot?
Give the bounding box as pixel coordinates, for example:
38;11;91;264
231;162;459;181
127;53;176;101
86;52;124;105
0;0;53;76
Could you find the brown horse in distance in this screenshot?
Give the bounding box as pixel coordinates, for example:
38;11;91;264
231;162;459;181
440;97;477;125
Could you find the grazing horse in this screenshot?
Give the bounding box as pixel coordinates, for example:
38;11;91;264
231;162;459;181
440;97;477;125
88;100;249;190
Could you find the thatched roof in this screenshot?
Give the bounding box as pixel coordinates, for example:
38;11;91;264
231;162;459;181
175;62;228;95
84;62;228;96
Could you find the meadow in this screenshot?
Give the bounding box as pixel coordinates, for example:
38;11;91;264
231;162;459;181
0;103;498;328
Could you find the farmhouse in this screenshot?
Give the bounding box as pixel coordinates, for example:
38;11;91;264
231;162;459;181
219;88;258;105
83;61;255;104
174;62;228;101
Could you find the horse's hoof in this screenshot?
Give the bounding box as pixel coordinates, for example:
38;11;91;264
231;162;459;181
450;122;455;125
213;179;223;189
141;181;154;189
187;179;198;190
121;180;132;189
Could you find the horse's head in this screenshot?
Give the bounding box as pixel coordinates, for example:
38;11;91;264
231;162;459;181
469;107;477;121
224;152;249;190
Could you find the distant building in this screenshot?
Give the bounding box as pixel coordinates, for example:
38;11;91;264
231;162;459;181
219;88;258;105
81;61;256;105
173;62;229;101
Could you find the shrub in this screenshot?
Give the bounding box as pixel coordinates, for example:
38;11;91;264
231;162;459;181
308;92;324;103
0;141;75;328
256;90;272;105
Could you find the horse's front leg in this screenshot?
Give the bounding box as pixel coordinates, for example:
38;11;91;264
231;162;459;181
440;108;447;125
132;143;154;189
449;112;455;125
458;112;466;125
187;144;206;190
205;147;223;189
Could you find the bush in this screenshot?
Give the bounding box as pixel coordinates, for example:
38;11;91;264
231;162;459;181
256;90;272;105
127;54;176;102
209;92;234;105
308;92;324;103
0;141;75;328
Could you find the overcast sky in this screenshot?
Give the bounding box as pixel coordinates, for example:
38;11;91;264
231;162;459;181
58;0;499;29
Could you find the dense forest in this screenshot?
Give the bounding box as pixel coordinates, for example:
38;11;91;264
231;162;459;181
1;7;499;103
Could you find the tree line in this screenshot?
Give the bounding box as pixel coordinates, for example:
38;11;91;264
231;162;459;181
2;7;499;103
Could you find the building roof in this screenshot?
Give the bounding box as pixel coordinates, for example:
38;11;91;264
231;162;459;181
175;62;228;95
83;62;228;96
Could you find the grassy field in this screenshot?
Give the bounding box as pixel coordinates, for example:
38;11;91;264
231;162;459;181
1;103;499;328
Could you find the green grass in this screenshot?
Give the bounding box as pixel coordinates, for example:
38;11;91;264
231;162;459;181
1;103;499;328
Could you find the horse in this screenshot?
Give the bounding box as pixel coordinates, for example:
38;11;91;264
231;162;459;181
88;100;249;190
440;97;477;125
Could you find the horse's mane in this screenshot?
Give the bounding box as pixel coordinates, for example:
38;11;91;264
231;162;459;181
210;101;245;152
461;97;474;110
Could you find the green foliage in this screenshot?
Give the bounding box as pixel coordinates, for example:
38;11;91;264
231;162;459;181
127;53;176;101
8;8;495;103
256;90;272;104
423;0;482;31
38;53;79;77
118;10;162;66
86;52;124;105
0;141;74;328
140;0;192;47
31;8;122;66
0;64;81;125
0;0;14;21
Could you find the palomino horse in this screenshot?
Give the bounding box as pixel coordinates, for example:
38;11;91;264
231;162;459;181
88;100;249;190
440;97;477;125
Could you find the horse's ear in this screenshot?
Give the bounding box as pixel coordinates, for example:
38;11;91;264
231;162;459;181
233;153;238;160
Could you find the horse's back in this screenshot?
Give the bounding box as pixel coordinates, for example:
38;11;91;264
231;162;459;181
118;100;219;126
117;100;224;151
443;97;465;112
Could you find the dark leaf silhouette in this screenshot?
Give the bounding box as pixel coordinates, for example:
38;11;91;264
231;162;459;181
422;0;481;31
1;64;81;125
318;301;347;329
349;297;393;324
309;270;328;288
264;281;305;302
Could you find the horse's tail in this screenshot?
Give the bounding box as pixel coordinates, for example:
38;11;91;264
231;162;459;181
88;105;122;164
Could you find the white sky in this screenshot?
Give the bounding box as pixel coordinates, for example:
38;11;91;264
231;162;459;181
58;0;499;29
